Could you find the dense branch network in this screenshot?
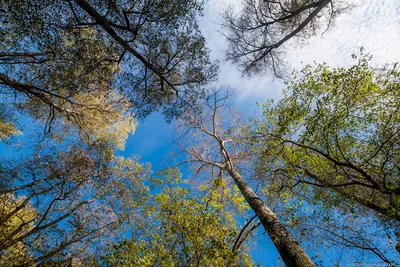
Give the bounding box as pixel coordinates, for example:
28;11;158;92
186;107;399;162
177;89;316;267
1;0;217;141
223;0;347;76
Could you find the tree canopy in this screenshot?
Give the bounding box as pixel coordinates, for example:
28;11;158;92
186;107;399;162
177;90;316;266
1;0;398;266
250;55;400;263
254;55;399;222
0;141;150;265
223;0;348;76
103;168;256;267
1;0;217;140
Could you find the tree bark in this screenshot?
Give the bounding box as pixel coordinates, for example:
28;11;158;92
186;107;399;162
226;165;315;267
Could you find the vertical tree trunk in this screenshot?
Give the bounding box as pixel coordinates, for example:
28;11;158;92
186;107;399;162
226;166;315;267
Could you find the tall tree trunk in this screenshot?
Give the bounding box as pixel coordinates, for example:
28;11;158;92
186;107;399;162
226;165;315;267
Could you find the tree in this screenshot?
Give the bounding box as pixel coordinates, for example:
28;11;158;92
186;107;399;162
1;0;231;265
176;89;316;267
71;0;218;119
103;168;256;267
223;0;347;76
1;0;218;263
0;193;36;266
1;2;129;139
0;141;150;265
254;55;399;221
251;55;399;262
0;104;21;143
1;0;217;135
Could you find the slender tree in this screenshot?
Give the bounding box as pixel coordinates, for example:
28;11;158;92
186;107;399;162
253;55;400;222
1;0;217;264
1;0;217;141
251;55;400;262
223;0;348;76
177;89;315;267
0;141;150;265
103;168;256;267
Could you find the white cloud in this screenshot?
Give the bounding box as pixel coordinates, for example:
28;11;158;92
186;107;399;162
199;0;400;106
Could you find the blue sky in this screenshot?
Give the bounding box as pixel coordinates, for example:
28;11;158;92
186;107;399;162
117;0;400;265
1;0;399;265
